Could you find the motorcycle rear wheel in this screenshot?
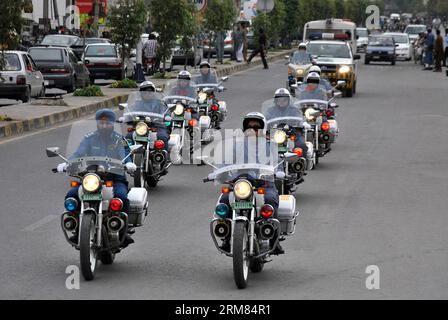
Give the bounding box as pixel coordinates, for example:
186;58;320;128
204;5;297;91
233;221;250;289
79;214;98;281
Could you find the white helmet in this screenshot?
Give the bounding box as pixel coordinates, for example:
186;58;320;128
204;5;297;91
306;72;321;84
274;88;291;98
298;42;307;50
139;80;156;92
308;65;322;75
178;70;192;80
243;112;266;135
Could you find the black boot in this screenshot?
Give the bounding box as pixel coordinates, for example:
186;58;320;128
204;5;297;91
121;234;134;248
272;243;285;255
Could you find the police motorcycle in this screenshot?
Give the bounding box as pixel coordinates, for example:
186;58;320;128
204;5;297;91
261;93;314;195
193;63;229;130
118;88;172;188
163;71;213;163
201;129;300;289
46;119;149;281
285;43;315;96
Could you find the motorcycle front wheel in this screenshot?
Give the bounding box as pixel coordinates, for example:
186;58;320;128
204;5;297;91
79;214;98;281
233;221;250;289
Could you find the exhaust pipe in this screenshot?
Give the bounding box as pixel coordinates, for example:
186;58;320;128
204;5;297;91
107;216;124;232
214;221;230;239
62;214;78;232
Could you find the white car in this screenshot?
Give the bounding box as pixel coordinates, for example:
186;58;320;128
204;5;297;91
0;51;45;103
404;24;427;45
356;28;369;52
384;32;412;61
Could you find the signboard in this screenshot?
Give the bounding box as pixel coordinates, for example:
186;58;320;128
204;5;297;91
75;0;108;28
239;0;257;22
256;0;274;13
193;0;207;12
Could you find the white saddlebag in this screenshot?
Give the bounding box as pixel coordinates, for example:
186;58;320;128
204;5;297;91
199;116;211;130
218;101;227;121
277;195;297;235
168;133;181;151
328;119;338;134
127;188;148;227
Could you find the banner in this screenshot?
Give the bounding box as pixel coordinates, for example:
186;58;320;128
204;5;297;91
75;0;108;29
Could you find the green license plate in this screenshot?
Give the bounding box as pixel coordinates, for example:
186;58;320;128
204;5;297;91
231;202;253;210
278;146;288;153
135;136;149;142
82;194;102;201
173;116;184;121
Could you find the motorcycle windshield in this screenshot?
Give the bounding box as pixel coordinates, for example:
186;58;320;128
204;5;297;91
192;68;219;87
262;98;305;130
65;119;128;176
123;91;167;123
295;84;328;101
206;135;279;185
290;51;312;65
163;79;198;103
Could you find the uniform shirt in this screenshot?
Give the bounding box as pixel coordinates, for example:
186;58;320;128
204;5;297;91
297;84;328;101
265;105;304;128
195;73;218;84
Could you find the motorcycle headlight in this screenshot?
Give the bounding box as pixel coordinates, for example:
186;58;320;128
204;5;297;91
174;103;184;116
273;130;287;144
234;180;252;200
135;122;148;136
198;92;207;104
296;69;304;75
304;108;317;121
339;65;351;74
82;174;101;193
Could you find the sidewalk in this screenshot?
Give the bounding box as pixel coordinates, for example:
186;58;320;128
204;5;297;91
0;48;292;139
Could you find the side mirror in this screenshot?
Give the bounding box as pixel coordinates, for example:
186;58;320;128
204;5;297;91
221;76;228;82
354;54;361;60
284;55;290;60
119;103;128;111
290;84;299;90
46;147;60;158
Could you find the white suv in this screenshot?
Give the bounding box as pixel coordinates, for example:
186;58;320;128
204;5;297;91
0;51;45;102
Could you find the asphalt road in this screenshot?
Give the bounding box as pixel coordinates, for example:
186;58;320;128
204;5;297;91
1;58;448;299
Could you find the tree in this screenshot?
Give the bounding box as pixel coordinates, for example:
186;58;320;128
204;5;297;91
203;0;238;62
0;1;24;71
150;0;197;72
108;0;147;69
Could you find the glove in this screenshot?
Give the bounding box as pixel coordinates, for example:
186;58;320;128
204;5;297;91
125;162;137;173
57;162;67;173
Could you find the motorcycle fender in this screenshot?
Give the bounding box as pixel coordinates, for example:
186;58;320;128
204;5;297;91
305;142;314;159
168;133;181;150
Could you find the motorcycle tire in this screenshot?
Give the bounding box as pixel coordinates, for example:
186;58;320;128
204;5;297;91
249;240;264;273
133;154;145;188
233;221;250;289
99;250;115;265
79;213;97;281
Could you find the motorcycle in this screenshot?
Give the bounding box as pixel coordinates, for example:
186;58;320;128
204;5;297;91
46;120;149;281
261;99;314;194
201;135;300;289
284;53;315;97
163;80;214;163
193;71;229;130
118;91;173;188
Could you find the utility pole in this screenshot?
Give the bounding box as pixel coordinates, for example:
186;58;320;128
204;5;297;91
93;0;100;37
43;0;49;19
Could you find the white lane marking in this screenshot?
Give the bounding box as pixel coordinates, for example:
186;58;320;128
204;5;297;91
22;214;59;232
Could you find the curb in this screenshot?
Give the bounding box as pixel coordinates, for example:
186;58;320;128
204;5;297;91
0;94;128;139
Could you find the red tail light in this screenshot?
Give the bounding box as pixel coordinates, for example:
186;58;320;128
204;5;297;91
16;75;26;85
48;67;70;74
110;198;123;212
154;140;165;150
293;148;303;157
260;205;274;219
326;109;334;117
211;104;219;111
189;119;198;127
321;122;330;131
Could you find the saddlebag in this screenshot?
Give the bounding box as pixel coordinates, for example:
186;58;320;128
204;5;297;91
218;101;227;121
127;187;148;227
277;195;297;235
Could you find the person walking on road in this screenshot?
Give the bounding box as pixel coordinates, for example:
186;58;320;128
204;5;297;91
423;29;435;70
247;28;268;69
434;29;444;72
444;28;448;67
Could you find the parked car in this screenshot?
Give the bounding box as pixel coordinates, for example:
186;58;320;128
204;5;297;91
203;31;234;58
356;28;369;52
169;39;203;69
0;51;45;102
384;32;412;61
70;37;110;59
28;46;90;93
365;35;397;65
83;43;134;83
40;34;80;47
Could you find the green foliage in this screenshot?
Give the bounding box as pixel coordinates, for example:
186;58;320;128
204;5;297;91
203;0;238;33
108;0;147;64
73;85;104;97
111;78;138;88
0;0;24;70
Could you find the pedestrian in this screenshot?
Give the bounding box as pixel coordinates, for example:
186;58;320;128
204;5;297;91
143;33;158;74
247;28;268;69
434;29;444;72
235;24;244;63
242;24;248;62
444;28;448;67
423;29;435;70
